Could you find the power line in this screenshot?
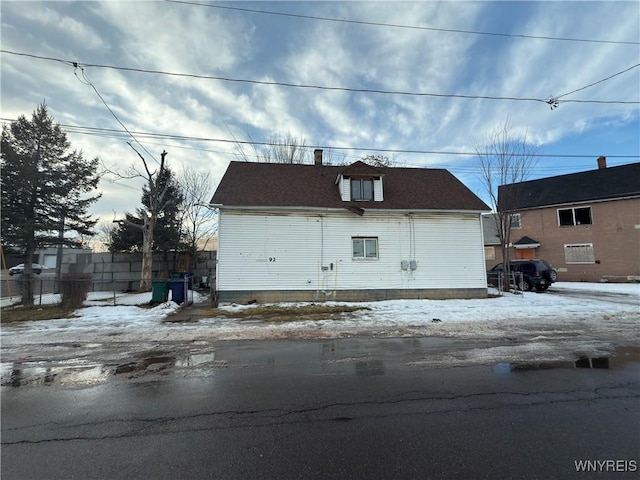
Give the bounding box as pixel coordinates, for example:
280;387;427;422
72;64;158;163
165;0;640;46
2;117;638;160
3;50;638;107
556;64;640;100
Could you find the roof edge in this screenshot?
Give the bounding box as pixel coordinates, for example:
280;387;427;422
217;205;490;215
510;193;640;211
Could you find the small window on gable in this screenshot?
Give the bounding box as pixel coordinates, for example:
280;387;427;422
558;207;592;226
352;237;378;259
351;178;374;201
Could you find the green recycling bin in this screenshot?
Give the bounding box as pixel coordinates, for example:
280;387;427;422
151;280;170;303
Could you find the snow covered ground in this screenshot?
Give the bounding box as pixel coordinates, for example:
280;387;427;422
1;282;638;380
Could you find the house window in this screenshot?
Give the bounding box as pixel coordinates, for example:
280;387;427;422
510;213;521;229
484;246;496;261
351;178;374;201
564;243;595;264
352;237;378;259
558;207;592;226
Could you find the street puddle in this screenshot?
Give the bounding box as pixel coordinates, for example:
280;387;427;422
175;352;216;367
114;355;175;375
493;346;639;374
355;360;385;376
1;362;109;387
1;350;218;387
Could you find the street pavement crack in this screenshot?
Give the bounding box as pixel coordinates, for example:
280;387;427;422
3;382;638;446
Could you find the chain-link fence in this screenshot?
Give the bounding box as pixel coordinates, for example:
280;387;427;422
490;271;527;295
0;275;199;307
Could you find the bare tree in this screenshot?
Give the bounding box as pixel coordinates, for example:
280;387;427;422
91;220;117;252
178;165;218;267
360;154;394;167
475;118;539;289
234;131;311;164
103;147;175;291
231;129;351;166
318;147;348;165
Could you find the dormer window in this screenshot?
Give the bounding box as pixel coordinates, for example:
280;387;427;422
351;178;373;201
337;161;385;202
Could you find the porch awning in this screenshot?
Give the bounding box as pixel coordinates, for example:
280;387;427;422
512;236;541;249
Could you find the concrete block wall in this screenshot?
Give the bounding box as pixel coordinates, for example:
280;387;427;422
20;249;218;292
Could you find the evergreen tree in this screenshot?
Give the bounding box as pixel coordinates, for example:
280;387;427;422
1;102;101;305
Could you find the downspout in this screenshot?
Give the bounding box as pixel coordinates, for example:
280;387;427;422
320;215;324;268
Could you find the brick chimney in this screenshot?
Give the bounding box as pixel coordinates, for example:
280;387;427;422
597;156;607;169
314;149;323;166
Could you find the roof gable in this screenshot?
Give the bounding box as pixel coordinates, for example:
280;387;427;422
499;163;640;210
211;161;489;212
339;161;384;177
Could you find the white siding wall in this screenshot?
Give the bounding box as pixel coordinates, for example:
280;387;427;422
374;178;383;201
218;210;486;292
340;177;350;201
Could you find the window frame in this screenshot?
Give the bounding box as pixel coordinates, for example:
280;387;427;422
350;178;374;201
564;243;596;264
484;246;496;261
557;206;592;226
352;237;379;260
510;213;522;229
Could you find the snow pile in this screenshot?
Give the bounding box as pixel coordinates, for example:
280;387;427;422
204;283;639;340
1;282;638;348
1;283;638;375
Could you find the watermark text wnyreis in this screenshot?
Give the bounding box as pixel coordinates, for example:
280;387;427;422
575;460;637;472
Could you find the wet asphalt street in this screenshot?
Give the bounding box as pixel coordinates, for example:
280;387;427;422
2;338;639;480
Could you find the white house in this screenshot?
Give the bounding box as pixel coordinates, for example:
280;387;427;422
210;151;490;304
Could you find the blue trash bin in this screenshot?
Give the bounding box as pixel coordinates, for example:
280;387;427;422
170;278;186;304
171;272;194;289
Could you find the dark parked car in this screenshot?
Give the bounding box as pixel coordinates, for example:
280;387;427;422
487;259;555;292
8;263;44;275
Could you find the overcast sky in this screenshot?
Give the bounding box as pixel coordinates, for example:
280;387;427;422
2;1;639;231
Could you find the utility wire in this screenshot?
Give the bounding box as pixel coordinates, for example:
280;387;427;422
556;64;640;99
2;117;638;160
2;50;638;106
72;63;159;163
165;0;640;46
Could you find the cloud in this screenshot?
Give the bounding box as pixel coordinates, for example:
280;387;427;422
1;1;638;228
91;2;254;72
5;4;109;51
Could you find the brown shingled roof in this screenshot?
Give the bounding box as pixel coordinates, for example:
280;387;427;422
340;161;385;176
211;161;489;211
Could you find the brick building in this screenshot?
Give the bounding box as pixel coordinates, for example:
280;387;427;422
497;159;640;282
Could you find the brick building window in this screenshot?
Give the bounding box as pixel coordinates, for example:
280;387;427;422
484;246;496;261
558;207;592;226
564;243;595;264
